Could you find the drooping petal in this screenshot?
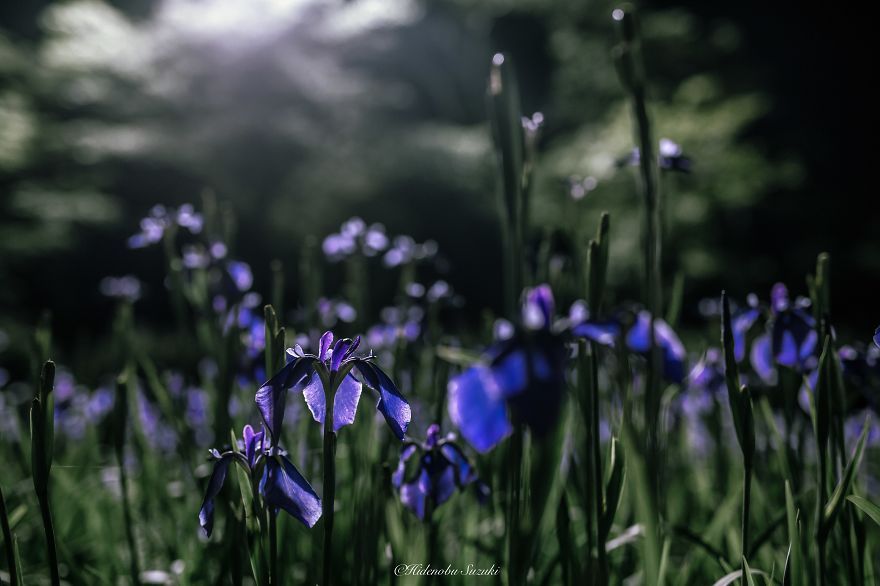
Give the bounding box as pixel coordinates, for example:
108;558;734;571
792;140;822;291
256;358;312;444
571;320;620;346
626;311;686;384
440;443;477;485
301;373;326;425
751;334;775;383
318;331;334;362
198;455;233;537
400;471;428;520
332;374;363;431
356;361;411;440
447;366;512;453
732;308;760;362
874;326;880;350
260;455;322;528
490;347;528;397
392;443;419;488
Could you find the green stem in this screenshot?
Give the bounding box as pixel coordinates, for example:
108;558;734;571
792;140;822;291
269;511;278;585
591;345;608;585
36;489;60;586
0;484;18;586
119;461;141;584
741;464;751;567
506;426;524;586
322;376;338;586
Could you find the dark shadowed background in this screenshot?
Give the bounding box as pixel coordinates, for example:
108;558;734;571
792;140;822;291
1;0;878;366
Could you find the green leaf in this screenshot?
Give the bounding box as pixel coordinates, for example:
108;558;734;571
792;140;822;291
623;426;660;586
783;481;803;586
435;345;482;367
587;212;611;312
846;495;880;527
820;415;870;541
721;292;755;462
742;557;758;586
600;435;626;542
711;568;769;586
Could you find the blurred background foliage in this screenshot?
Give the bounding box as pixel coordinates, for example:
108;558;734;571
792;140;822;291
1;0;877;365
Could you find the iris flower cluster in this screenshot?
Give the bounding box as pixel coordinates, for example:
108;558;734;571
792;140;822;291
449;285;688;453
392;424;488;520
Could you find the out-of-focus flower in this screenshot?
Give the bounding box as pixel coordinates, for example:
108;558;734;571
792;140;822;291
564;175;598;200
625;311;687;385
127;204;203;248
448;285;568;452
100;275;142;301
316;297;358;328
382;235;438;268
322;217;390;261
198;424;321;537
256;331;411;442
750;284;819;384
618;138;692;173
392;424;488;520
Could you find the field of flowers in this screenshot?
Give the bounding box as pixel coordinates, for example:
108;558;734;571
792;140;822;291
1;4;879;586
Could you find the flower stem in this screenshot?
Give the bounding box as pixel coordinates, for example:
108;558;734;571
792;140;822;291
269;511;278;585
36;488;60;586
322;377;338;586
505;425;524;586
0;484;19;586
741;463;751;570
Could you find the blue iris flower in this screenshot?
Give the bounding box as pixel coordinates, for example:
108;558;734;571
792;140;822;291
624;311;687;385
392;424;488;520
769;283;818;372
751;284;818;383
198;424;321;536
874;326;880;350
255;331;411;441
448;285;569;453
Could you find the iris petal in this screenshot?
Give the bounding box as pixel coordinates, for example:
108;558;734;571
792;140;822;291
301;373;325;425
260;455;322;528
400;471;428;520
333;374;362;431
319;331;334;362
357;361;411;440
447;366;512;453
751;334;775;383
198;455;232;537
242;425;263;469
571;321;620;346
875;326;880;350
255;358;312;444
330;338;353;373
732;308;760;362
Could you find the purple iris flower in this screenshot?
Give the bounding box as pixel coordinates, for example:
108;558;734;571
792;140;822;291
255;331;411;442
392;424;488;520
618;138;692;173
448;285;569;453
198;424;321;536
687;348;726;396
769;284;818;372
625;311;687;385
874;326;880;350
